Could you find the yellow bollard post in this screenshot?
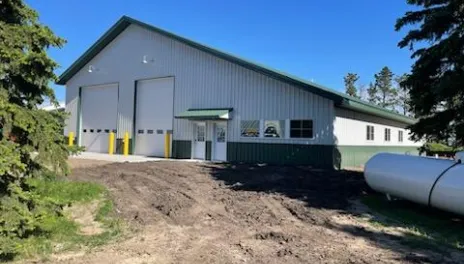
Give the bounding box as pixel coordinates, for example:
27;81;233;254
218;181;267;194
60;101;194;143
108;132;114;155
164;131;171;158
68;132;74;147
123;132;129;156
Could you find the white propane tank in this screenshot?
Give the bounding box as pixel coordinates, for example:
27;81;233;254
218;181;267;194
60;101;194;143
365;153;464;215
456;151;464;163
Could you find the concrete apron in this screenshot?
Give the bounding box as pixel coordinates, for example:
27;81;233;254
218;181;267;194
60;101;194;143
72;152;208;163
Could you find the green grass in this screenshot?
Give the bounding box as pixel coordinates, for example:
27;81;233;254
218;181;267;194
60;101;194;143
2;178;122;261
27;177;106;204
362;195;464;251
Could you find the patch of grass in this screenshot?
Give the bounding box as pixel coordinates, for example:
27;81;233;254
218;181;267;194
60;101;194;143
96;199;114;223
362;195;464;251
3;178;122;261
27;177;105;204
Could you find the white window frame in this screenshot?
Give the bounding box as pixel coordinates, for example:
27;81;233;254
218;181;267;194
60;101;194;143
289;119;314;139
398;130;404;143
384;128;391;142
263;120;286;139
366;125;375;141
240;120;261;138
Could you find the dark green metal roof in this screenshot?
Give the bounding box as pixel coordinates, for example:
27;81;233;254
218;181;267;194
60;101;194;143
175;108;232;120
57;16;415;125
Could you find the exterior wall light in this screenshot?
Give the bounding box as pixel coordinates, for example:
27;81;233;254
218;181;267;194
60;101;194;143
142;55;154;64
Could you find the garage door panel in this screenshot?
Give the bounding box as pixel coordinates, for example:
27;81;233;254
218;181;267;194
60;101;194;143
135;78;174;156
81;83;118;153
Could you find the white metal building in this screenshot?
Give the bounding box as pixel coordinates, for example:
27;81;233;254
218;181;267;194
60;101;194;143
58;16;421;168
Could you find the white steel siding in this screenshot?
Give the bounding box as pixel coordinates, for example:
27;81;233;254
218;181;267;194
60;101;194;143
64;83;79;137
334;108;421;146
65;24;335;145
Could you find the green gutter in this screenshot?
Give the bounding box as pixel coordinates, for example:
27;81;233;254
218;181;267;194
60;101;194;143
339;99;416;125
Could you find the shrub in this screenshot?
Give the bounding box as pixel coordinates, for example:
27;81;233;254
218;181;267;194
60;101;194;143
419;142;464;156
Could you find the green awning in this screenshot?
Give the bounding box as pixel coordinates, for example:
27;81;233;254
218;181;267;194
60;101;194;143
175;108;232;120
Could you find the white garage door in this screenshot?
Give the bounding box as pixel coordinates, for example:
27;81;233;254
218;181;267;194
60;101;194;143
81;83;118;153
135;77;174;156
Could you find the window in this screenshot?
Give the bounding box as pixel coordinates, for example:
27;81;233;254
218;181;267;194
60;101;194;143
264;120;285;138
241;120;260;137
366;125;374;141
398;130;404;142
384;128;391;142
290;120;313;138
216;126;226;142
196;125;205;142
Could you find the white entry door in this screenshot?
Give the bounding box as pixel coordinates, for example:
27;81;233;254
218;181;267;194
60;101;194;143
193;123;206;159
213;122;227;161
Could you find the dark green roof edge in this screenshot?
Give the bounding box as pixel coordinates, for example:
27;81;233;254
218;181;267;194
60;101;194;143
339;100;416;125
57;16;415;125
175;108;232;120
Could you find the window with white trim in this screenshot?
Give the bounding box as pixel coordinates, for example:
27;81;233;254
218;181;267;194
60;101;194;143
240;120;260;137
384;128;391;142
290;120;313;138
366;125;374;141
398;130;404;142
264;120;285;138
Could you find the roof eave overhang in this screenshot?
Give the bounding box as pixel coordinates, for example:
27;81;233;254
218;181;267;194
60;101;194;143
338;99;416;125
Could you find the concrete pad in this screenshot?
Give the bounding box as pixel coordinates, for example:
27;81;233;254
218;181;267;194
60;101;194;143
72;152;164;163
72;152;209;163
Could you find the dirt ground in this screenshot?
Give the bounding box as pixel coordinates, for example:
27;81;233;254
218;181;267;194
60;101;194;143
48;159;463;264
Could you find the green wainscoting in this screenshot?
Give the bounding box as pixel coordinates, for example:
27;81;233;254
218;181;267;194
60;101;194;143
172;140;192;159
172;140;419;169
116;138;134;155
227;142;335;168
206;141;212;161
337;145;419;169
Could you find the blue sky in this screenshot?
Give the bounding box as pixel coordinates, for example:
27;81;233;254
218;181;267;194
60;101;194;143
28;0;414;102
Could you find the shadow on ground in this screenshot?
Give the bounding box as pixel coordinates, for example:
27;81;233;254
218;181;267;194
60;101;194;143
204;163;368;210
204;162;464;263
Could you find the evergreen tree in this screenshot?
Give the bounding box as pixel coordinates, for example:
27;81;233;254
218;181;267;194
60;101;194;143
395;74;411;116
374;67;398;110
0;0;68;251
344;73;360;98
396;0;464;145
367;82;378;104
